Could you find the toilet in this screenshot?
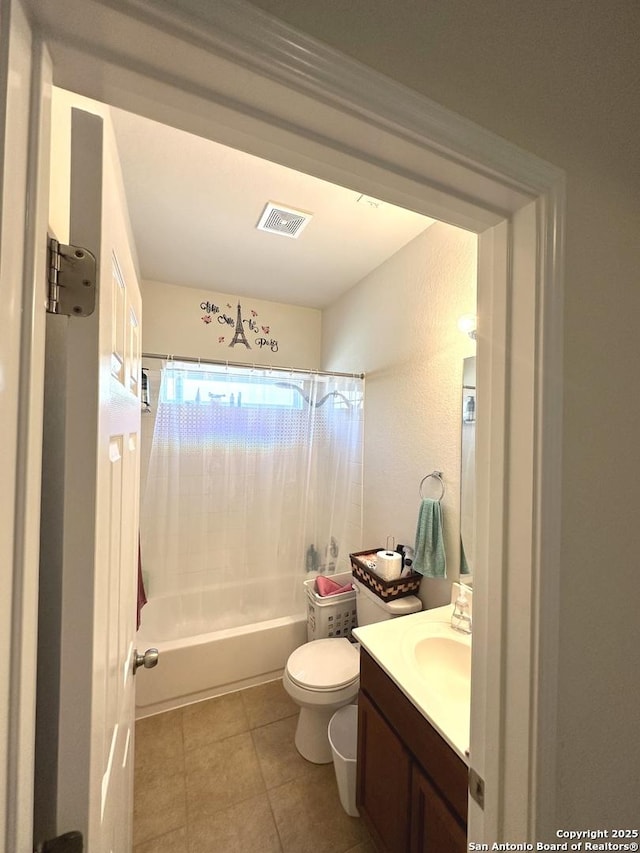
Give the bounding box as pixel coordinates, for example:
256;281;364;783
283;577;422;763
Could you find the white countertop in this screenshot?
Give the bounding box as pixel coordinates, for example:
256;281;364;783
353;603;471;763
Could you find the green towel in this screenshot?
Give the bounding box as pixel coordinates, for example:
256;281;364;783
413;498;447;578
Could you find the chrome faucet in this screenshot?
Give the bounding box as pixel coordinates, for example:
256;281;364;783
451;586;472;634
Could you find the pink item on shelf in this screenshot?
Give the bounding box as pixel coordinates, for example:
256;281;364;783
315;575;354;597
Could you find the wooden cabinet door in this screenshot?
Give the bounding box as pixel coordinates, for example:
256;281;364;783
357;692;411;852
410;764;467;853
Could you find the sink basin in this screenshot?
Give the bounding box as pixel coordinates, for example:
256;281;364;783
415;635;470;680
355;606;473;760
408;630;471;705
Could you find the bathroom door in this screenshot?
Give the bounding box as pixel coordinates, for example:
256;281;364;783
48;103;142;851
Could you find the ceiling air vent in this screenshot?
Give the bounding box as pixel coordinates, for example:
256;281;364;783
256;202;312;239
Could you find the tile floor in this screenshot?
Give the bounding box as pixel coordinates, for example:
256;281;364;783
133;679;377;853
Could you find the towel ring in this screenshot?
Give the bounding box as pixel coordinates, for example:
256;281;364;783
419;470;445;501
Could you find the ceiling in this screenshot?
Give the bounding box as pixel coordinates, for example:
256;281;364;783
110;108;435;310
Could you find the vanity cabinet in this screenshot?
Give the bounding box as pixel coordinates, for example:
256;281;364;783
357;649;467;853
410;764;467;852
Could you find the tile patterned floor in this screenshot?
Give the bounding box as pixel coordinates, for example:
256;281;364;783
133;680;377;853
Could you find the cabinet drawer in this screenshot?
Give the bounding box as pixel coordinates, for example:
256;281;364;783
360;649;468;823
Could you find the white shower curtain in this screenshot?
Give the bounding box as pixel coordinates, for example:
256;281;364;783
140;361;364;631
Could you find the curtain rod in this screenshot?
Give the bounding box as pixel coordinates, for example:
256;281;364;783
141;352;364;380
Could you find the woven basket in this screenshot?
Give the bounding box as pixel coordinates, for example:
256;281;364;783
349;549;422;601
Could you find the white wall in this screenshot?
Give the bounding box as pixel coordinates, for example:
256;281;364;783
141;279;321;369
323;221;477;609
246;0;640;825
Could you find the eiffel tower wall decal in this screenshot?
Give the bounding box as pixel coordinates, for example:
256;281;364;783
229;302;251;349
199;296;280;353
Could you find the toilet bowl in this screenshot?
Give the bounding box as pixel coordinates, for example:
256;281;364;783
283;638;359;763
283;576;422;763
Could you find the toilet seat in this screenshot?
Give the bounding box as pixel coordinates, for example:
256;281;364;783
286;638;359;692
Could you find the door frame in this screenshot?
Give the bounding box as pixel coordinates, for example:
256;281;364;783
0;1;52;850
11;0;565;845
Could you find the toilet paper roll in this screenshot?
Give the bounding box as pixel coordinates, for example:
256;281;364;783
375;550;403;581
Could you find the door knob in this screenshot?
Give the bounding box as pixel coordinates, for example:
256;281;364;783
133;647;159;674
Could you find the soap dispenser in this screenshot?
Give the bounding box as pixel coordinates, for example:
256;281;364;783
451;586;472;634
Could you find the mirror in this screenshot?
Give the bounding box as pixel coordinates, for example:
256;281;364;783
460;356;476;579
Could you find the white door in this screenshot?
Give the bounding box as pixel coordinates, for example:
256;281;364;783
45;104;143;851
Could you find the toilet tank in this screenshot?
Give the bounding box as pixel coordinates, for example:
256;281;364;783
353;578;421;625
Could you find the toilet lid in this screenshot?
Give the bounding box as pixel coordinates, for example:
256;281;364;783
287;638;359;691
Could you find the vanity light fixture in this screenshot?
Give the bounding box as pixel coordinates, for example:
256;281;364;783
457;314;477;340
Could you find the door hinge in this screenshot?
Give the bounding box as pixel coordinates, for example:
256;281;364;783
469;767;485;809
47;237;97;317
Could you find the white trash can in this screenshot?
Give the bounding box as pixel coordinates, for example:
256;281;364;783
328;703;359;817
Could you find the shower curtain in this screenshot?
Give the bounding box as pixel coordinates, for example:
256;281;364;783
140;361;364;631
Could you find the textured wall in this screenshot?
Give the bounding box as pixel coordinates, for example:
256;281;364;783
246;0;640;825
323;221;477;609
141;279;322;369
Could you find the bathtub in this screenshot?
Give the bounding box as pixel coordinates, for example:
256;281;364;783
135;590;307;717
